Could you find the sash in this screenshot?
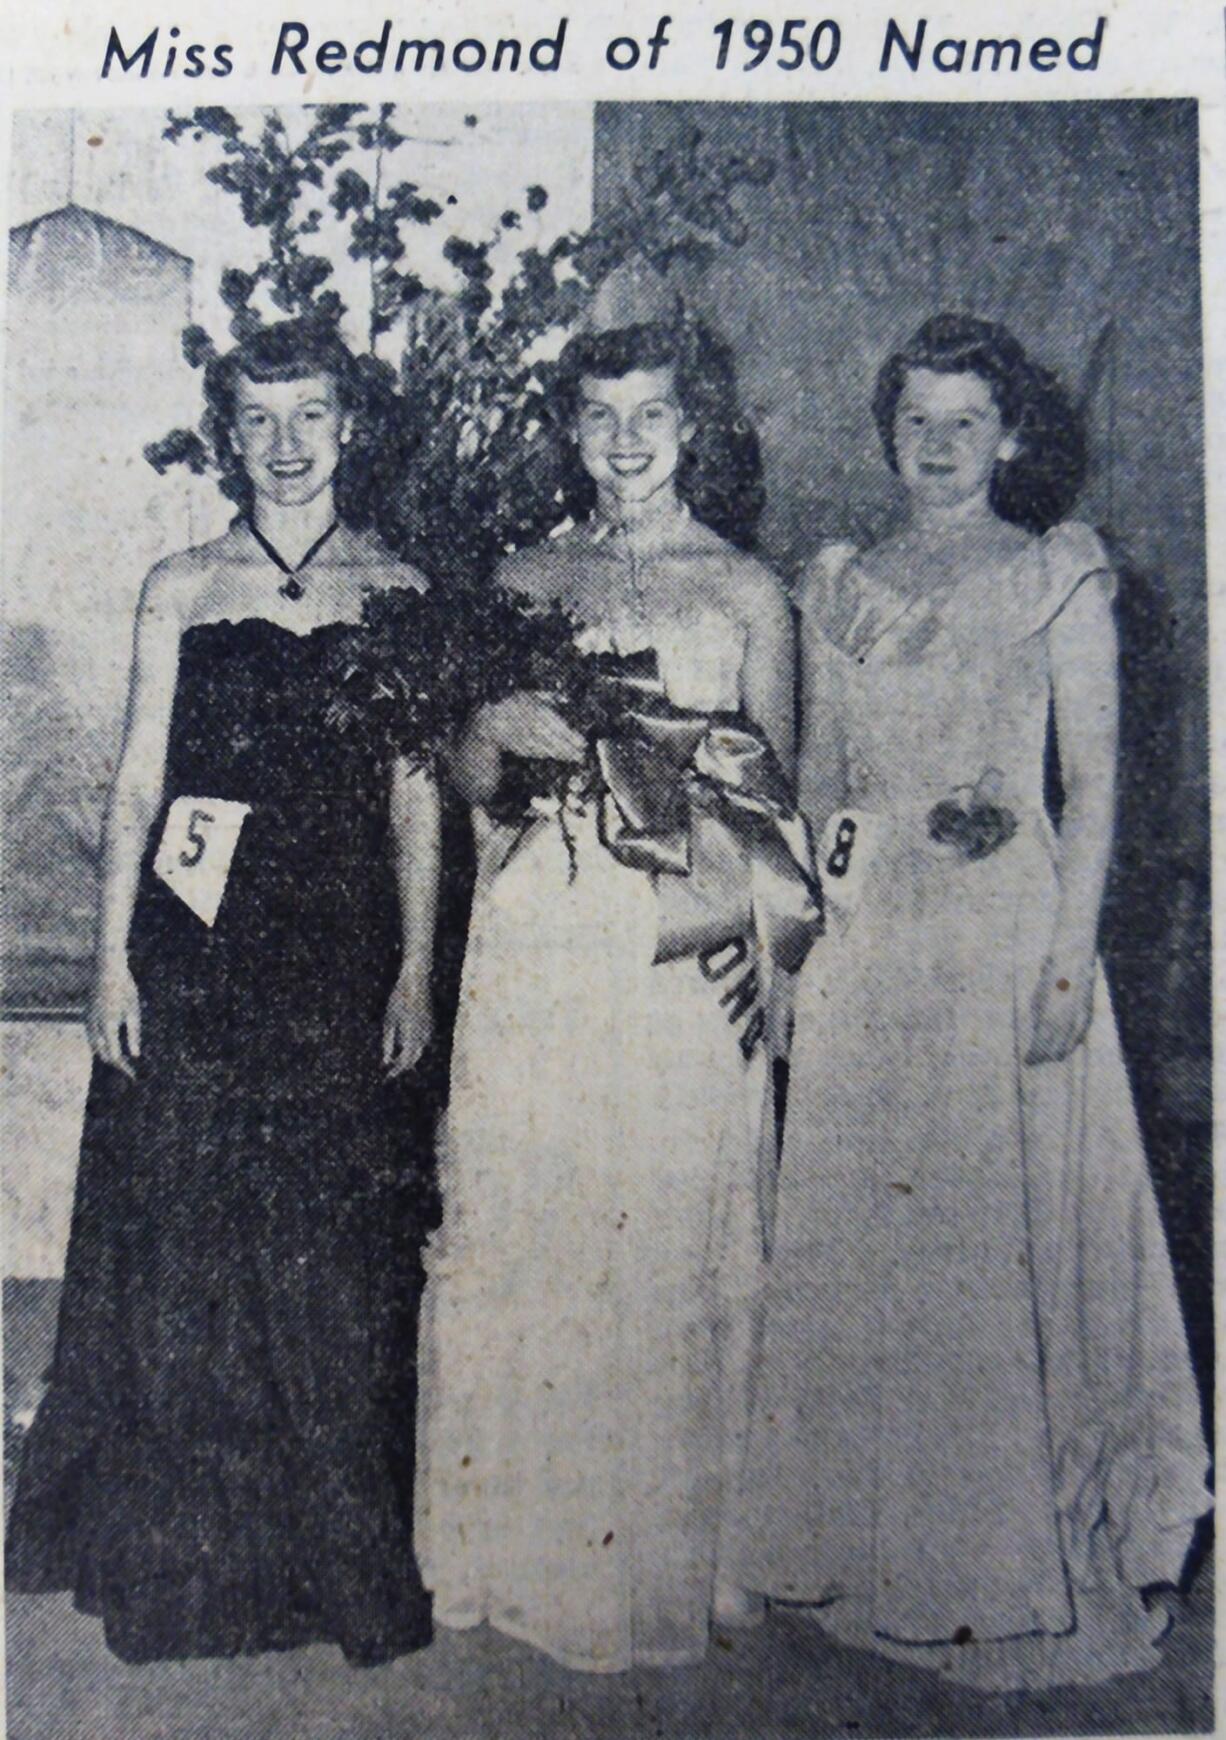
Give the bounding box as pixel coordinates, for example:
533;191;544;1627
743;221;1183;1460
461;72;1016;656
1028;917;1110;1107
594;704;823;973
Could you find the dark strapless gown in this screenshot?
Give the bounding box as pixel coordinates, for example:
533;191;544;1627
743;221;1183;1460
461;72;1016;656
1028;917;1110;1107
6;619;435;1666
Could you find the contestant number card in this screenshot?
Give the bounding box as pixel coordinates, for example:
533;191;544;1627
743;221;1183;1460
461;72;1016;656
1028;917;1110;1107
153;797;251;927
817;809;891;920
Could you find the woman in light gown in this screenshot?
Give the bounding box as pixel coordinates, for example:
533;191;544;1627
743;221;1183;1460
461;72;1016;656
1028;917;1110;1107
728;314;1211;1690
415;284;795;1673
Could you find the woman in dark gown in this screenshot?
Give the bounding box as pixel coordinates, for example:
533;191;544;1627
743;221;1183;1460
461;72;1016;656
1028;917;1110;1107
7;318;439;1667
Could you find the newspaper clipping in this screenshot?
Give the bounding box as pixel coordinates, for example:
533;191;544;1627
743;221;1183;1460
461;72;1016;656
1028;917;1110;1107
0;3;1221;1736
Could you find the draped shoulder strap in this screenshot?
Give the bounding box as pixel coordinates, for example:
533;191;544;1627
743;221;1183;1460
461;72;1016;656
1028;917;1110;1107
1033;520;1117;632
797;541;871;654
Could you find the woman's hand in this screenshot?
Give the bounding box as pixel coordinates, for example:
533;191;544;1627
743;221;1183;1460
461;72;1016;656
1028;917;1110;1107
1026;950;1095;1066
475;693;586;764
383;971;434;1078
87;957;142;1079
448;692;585;806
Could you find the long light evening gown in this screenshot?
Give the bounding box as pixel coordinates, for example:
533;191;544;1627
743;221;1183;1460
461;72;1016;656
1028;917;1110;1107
728;521;1210;1690
416;516;776;1673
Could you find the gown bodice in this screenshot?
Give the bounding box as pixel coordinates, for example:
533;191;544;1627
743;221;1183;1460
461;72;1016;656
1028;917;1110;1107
577;602;748;716
807;521;1114;822
161;617;383;811
498;515;764;720
131;617;400;1069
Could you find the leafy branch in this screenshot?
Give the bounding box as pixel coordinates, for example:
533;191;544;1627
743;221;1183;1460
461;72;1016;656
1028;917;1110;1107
163;104;368;333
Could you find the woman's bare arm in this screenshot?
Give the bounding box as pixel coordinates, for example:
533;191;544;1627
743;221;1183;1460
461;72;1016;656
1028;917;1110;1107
383;758;442;1075
739;567;797;781
797;573;848;834
88;560;188;1072
1028;573;1118;1064
445;556;583;807
446;717;505;808
445;697;587;808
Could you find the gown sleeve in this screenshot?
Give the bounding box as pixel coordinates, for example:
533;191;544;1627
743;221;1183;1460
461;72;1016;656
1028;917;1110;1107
798;541;861;651
1034;521;1118;631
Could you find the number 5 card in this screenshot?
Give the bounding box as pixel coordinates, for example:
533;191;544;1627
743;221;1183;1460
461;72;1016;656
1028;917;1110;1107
153;797;252;927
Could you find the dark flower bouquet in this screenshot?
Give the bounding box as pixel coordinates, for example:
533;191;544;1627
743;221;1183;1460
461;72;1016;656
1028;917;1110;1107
324;583;822;988
927;769;1019;860
322;581;599;788
322;582;693;822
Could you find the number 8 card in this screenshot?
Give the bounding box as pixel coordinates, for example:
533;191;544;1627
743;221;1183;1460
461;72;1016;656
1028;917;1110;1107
816;808;892;921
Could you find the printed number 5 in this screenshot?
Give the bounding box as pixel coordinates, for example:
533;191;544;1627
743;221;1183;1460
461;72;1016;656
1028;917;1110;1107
180;807;214;868
778;19;806;67
826;817;857;879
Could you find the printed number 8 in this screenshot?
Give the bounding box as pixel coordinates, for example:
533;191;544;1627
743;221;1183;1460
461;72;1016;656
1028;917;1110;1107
180;808;214;869
826;817;856;879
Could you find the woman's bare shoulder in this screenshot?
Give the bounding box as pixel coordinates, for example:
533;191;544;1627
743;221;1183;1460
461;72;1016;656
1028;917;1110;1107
139;528;246;623
716;546;792;627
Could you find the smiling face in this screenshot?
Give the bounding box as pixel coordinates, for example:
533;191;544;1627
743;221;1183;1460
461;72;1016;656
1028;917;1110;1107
232;372;351;509
893;367;1019;513
575;366;692;510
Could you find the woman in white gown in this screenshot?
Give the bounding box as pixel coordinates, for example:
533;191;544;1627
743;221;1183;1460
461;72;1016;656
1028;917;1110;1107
415;282;796;1672
728;314;1210;1690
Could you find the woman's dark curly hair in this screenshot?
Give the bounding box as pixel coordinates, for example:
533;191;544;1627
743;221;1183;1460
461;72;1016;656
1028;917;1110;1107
550;318;766;549
871;314;1087;534
202;316;403;528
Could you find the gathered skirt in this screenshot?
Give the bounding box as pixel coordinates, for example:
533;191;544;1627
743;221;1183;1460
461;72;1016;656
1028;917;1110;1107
728;814;1210;1690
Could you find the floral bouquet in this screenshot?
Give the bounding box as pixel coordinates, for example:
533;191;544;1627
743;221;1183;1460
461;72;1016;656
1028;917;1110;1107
321;581;595;781
927;768;1019;861
323;583;700;818
324;583;822;983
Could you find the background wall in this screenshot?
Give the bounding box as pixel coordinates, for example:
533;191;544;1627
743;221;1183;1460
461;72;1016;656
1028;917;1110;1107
3;102;593;1017
594;100;1212;1395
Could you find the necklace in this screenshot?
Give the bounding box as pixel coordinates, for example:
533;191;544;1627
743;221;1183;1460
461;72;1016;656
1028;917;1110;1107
595;499;690;625
246;516;340;601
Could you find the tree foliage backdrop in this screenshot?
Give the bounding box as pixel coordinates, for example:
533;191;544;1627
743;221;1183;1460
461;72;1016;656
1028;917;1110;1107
2;102;774;1016
147;103;775;584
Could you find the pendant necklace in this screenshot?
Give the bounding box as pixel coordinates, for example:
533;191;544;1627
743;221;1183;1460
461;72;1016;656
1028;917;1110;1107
247;516;340;602
613;500;688;625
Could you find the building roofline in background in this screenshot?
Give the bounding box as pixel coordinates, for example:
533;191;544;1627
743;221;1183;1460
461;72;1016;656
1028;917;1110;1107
9;200;193;267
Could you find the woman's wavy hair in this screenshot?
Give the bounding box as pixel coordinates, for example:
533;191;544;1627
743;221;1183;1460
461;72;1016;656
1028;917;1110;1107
871;314;1087;534
550;318;766;549
202;317;401;528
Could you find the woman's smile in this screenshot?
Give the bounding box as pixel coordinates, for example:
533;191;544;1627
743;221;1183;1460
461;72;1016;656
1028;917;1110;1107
608;451;655;477
576;365;692;510
894;368;1017;512
232;373;352;507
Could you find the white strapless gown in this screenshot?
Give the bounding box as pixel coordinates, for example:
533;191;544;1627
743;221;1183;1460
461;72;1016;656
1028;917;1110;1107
415;606;768;1673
